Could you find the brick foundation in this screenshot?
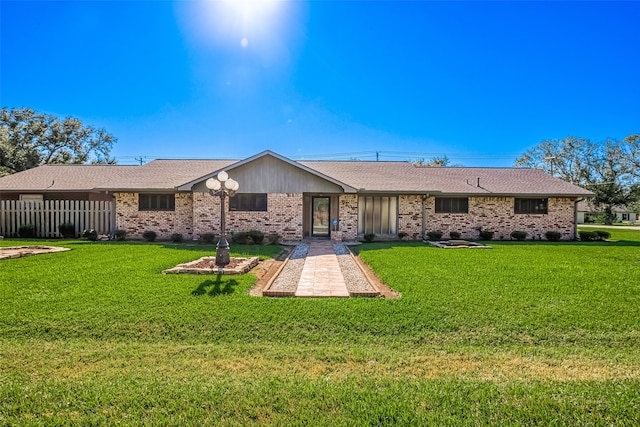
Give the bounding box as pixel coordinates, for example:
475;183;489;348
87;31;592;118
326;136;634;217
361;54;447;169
115;191;577;242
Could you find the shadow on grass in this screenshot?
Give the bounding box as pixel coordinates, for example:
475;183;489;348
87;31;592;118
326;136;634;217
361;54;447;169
192;275;239;296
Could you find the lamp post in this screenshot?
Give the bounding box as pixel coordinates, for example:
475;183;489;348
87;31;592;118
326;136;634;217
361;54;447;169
205;171;239;267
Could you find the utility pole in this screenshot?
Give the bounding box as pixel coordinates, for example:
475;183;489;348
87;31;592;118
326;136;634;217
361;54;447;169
135;156;145;165
376;151;379;161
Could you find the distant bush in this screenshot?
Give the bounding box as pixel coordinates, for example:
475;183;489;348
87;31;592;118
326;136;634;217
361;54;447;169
142;230;157;242
426;230;443;241
595;230;611;240
363;233;376;243
58;222;75;238
248;230;265;245
82;229;98;241
510;230;528;241
449;231;461;240
113;229;127;241
545;231;562;242
200;233;217;244
479;230;494;240
398;232;408;240
578;231;599;242
19;224;36;238
170;233;183;243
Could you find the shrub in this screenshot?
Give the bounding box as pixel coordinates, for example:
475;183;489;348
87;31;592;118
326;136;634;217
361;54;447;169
58;222;75;238
248;230;265;245
545;231;562;242
113;229;127;241
266;233;280;245
82;229;98;241
449;231;461;240
170;233;183;243
595;230;611;240
200;233;217;244
232;231;250;244
363;233;376;243
426;230;443;241
142;230;157;242
578;231;599;242
479;230;494;240
398;232;408;240
510;230;528;241
18;224;36;238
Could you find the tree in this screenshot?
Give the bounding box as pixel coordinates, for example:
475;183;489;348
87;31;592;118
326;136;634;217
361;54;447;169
514;136;597;185
0;107;116;176
413;156;451;167
515;135;638;224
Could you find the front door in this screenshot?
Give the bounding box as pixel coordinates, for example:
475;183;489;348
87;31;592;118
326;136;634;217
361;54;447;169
312;197;330;237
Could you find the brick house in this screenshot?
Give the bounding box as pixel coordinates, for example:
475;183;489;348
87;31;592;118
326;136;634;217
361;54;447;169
0;150;593;240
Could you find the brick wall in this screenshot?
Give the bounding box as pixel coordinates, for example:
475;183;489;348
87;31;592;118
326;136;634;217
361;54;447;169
426;196;576;240
338;194;358;240
192;192;304;241
398;195;424;239
114;192;194;239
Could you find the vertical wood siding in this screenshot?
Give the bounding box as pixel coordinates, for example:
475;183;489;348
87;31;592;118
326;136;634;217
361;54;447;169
0;200;115;238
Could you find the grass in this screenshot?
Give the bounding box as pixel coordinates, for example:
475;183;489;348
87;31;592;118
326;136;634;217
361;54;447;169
1;235;639;425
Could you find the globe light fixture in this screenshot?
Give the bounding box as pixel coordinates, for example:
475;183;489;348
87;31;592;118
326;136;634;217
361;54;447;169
205;171;239;267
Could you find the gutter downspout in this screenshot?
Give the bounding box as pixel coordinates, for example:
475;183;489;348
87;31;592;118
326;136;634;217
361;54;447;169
574;198;585;240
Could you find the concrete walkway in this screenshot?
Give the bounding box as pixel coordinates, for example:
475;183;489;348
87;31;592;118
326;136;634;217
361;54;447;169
295;241;350;297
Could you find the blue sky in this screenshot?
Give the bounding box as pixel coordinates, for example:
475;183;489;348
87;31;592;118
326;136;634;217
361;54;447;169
2;1;639;166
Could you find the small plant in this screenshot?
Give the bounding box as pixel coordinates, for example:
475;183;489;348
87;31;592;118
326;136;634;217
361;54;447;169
170;233;183;243
58;222;75;238
398;232;408;240
479;230;494;240
578;231;599;242
426;230;443;241
248;230;265;245
595;230;611;240
510;230;528;241
18;224;36;238
363;233;376;243
200;233;217;244
142;230;157;242
232;231;250;244
266;233;280;245
82;229;98;241
113;229;127;241
545;231;562;242
449;231;461;240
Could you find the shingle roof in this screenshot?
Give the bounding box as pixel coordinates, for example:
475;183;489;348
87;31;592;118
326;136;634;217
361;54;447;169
300;161;593;196
0;152;593;197
0;165;136;191
96;160;235;190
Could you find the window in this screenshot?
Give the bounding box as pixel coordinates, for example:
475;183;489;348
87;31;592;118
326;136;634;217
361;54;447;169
622;213;630;221
139;194;175;211
229;193;267;211
435;197;468;213
514;198;547;214
357;196;398;235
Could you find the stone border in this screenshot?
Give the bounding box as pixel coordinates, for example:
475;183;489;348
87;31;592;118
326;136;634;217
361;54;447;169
262;247;297;297
163;256;259;275
0;246;71;260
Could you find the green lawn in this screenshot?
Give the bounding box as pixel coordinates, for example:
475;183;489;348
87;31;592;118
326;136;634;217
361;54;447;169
1;235;639;425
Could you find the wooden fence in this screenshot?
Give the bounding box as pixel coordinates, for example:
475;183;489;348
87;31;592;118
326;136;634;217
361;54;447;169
0;200;115;238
